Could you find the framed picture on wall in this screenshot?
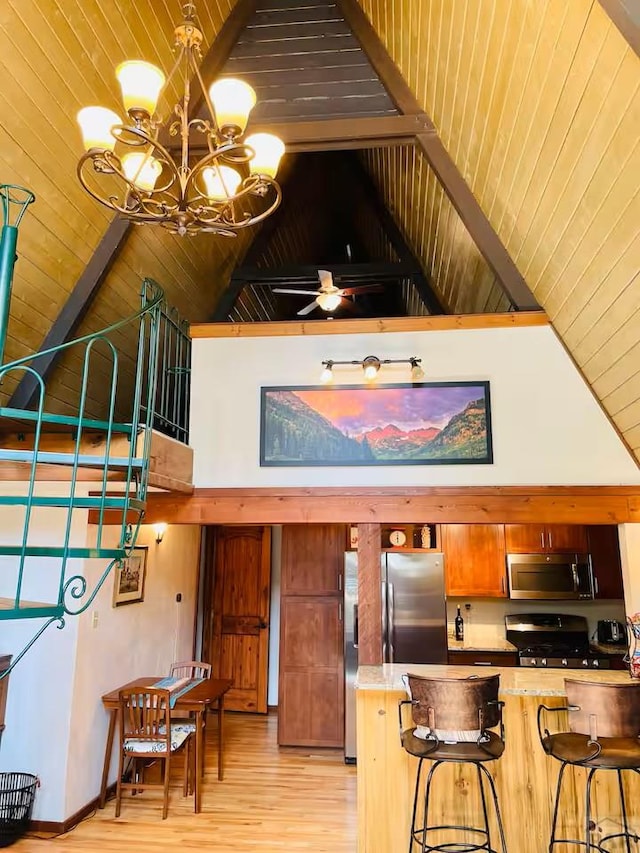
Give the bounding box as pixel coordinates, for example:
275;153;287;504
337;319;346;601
112;547;148;606
260;381;493;467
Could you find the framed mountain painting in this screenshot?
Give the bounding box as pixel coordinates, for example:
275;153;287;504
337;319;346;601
260;381;493;467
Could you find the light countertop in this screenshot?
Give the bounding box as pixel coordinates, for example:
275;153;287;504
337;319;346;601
447;636;517;652
356;663;636;696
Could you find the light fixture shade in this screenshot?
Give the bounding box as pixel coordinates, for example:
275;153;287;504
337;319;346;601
209;78;256;134
245;133;285;179
121;152;162;191
316;292;342;312
320;365;333;384
202;165;242;201
77;107;121;152
116;60;165;116
153;522;167;544
363;356;381;381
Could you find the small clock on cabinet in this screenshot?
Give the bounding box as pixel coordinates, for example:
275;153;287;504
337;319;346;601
389;529;407;547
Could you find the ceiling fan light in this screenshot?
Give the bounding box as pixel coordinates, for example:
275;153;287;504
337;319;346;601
202;165;242;201
209;78;256;135
116;60;165;117
316;291;342;312
77;107;121;152
245;133;285;179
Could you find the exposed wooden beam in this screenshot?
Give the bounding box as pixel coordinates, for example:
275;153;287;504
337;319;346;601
416;134;539;311
8;217;131;410
357;523;383;665
343;152;445;314
191;310;548;339
136;486;640;526
598;0;640;57
336;0;424;116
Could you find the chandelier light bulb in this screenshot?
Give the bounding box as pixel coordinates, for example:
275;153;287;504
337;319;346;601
316;291;342;312
245;133;285;179
121;152;163;191
362;356;381;381
77;107;121;152
202;165;242;201
320;364;334;384
209;78;256;135
116;60;165;117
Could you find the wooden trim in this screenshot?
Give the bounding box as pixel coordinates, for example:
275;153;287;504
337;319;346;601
139;486;640;526
416;134;539;311
29;783;116;835
190;311;548;338
598;0;640;57
336;0;423;116
357;523;383;665
8;218;131;411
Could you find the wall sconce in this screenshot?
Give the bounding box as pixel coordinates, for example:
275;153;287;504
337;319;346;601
320;355;423;384
153;522;167;544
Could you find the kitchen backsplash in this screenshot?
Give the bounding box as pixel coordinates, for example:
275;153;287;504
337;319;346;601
447;597;627;647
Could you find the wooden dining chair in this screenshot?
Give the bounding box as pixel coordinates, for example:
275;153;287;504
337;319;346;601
169;660;212;778
115;687;194;819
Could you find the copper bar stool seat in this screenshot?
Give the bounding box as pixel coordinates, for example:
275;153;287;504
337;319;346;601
538;679;640;852
399;673;507;853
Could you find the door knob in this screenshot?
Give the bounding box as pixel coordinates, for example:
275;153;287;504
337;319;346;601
258;620;268;629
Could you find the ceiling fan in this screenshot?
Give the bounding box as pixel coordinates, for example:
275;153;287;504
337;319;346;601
273;270;384;316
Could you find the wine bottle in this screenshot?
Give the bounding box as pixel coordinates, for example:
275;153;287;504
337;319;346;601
455;605;464;641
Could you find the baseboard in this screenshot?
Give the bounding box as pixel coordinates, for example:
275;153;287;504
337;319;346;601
29;782;116;835
268;704;278;715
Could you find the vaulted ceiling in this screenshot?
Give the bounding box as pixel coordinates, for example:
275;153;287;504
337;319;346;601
0;0;638;464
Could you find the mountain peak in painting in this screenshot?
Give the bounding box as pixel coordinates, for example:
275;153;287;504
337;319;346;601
363;424;441;454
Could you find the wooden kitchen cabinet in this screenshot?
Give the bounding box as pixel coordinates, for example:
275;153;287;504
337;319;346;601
281;523;344;595
587;525;625;599
448;650;518;667
505;524;587;553
442;524;507;597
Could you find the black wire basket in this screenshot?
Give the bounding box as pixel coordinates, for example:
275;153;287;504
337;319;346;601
0;773;38;847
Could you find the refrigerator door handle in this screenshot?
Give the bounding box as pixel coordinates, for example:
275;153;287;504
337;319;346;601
353;604;359;649
381;581;388;663
388;582;395;663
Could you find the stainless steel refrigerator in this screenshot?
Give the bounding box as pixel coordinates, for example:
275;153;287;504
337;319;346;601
343;550;447;762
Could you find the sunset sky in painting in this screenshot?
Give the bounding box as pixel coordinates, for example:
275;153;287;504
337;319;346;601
293;385;485;435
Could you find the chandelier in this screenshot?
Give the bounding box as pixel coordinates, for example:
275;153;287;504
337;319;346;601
76;2;284;236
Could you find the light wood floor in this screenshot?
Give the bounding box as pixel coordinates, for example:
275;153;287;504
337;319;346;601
15;714;357;852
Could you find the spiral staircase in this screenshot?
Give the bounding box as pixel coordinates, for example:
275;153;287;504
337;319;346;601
0;185;170;677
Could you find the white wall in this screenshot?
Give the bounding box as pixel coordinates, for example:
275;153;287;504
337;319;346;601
0;507;202;822
190;325;640;487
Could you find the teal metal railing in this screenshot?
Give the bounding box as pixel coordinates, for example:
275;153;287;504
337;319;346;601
0;185;173;677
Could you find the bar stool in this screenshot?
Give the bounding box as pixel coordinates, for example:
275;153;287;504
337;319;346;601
399;673;507;853
537;678;640;852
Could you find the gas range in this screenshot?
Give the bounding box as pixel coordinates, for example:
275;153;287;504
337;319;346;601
505;614;611;670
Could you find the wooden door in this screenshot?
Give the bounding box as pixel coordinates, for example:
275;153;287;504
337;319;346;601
443;524;507;597
209;526;271;713
545;524;588;553
281;523;344;595
504;524;547;553
588;526;625;599
278;596;343;746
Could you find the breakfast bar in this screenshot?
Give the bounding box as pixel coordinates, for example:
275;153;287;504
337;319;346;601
356;664;640;853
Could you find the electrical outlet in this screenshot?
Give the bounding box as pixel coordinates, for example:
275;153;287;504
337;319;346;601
464;603;471;612
91;610;99;629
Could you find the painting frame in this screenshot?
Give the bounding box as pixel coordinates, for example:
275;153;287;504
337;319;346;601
112;546;148;607
259;381;493;467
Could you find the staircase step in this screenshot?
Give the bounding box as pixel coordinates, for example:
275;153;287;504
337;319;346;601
0;598;64;620
0;449;145;469
0;546;125;559
0;407;134;434
0;495;146;511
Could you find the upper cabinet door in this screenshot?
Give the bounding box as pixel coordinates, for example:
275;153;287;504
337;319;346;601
587;526;625;600
281;524;345;595
442;524;507;597
504;524;547;553
545;524;588;553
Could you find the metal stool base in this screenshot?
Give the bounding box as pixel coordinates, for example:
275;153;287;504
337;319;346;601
409;758;507;853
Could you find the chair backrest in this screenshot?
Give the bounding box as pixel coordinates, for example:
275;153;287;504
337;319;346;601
170;660;212;680
406;673;500;732
565;679;640;739
119;688;171;748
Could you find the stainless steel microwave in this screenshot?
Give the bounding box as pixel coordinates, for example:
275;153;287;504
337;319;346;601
507;553;594;600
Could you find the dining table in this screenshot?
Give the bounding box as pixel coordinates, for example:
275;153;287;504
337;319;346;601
100;676;233;813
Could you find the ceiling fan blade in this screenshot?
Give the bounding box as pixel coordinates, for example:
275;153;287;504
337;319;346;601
273;288;321;296
338;284;386;296
337;298;361;315
317;269;333;291
297;300;319;316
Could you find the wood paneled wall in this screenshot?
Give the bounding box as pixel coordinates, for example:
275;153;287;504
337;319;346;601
0;0;246;417
356;0;640;463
